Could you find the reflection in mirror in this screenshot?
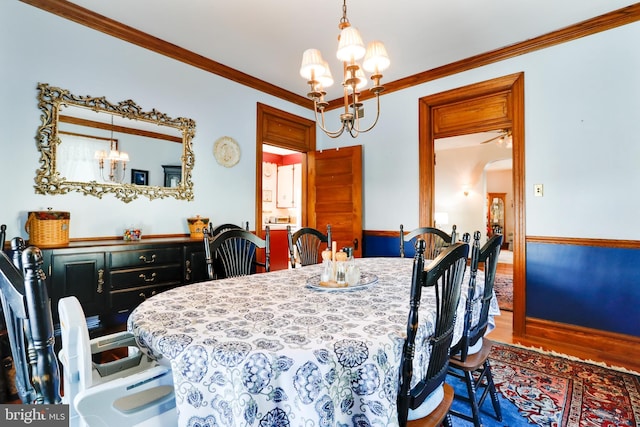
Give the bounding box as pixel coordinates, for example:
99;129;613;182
35;83;195;202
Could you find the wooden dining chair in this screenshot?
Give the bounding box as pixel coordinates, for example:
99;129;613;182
209;221;249;237
204;226;270;279
397;239;469;427
448;231;503;427
0;243;61;404
400;224;458;259
287;224;331;268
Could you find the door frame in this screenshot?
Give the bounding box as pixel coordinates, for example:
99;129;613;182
418;72;526;335
255;103;316;234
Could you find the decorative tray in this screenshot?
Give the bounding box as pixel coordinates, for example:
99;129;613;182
306;273;378;291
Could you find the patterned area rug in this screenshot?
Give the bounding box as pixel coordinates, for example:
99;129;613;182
451;342;640;426
493;273;513;311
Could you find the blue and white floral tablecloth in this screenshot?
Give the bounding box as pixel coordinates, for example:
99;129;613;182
128;257;499;427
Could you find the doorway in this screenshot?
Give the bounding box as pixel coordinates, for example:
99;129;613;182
419;72;525;335
255;103;316;270
262;145;303;270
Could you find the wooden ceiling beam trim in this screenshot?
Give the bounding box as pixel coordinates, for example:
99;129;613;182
326;3;640;110
20;0;313;109
21;1;640;112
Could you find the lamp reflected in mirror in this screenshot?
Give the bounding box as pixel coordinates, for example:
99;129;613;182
95;116;129;183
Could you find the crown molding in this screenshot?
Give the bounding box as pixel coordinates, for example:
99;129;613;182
21;0;640;111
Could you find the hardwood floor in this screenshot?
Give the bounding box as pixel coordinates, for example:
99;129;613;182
489;310;640;373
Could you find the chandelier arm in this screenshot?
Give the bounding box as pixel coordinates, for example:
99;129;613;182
350;93;382;134
313;102;346;138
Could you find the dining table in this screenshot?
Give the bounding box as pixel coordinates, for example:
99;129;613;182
127;256;500;427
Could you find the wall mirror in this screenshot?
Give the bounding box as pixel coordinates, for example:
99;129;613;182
35;83;195;203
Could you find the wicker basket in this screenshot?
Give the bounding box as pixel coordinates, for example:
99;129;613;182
25;210;70;246
187;216;209;239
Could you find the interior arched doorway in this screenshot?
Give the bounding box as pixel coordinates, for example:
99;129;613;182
419;73;525;335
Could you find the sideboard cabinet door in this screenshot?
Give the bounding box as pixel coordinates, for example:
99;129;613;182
48;252;107;323
184;242;207;283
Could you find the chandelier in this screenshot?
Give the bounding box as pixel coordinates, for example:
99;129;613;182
95;115;129;182
299;0;390;138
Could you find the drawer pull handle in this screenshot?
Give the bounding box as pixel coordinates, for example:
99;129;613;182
97;269;104;293
139;272;157;283
138;290;158;301
139;254;156;264
185;260;191;281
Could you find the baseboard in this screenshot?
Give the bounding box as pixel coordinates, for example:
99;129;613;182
521;317;640;373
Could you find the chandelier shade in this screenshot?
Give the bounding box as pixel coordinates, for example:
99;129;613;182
299;49;326;81
363;41;390;73
318;61;334;88
336;27;365;61
299;0;389;138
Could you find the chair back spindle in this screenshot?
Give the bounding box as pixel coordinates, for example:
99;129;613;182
0;224;6;251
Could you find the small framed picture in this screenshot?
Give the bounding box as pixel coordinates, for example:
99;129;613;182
132;169;149;186
263;189;273;202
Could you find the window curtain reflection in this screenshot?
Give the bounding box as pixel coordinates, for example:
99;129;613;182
57;133;109;182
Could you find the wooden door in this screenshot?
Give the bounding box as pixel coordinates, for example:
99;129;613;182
308;146;363;257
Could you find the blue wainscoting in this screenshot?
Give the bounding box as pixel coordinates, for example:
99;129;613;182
526;242;640;337
362;234;401;258
364;233;640;338
363;234;429;258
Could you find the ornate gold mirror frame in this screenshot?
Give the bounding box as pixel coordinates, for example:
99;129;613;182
35;83;195;203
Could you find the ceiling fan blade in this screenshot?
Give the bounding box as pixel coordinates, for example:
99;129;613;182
480;134;503;144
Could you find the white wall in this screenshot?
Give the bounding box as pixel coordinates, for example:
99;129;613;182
317;21;640;240
0;2;313;239
2;2;639;242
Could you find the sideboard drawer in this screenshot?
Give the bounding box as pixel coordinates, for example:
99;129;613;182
110;264;182;290
110;283;177;315
110;247;182;269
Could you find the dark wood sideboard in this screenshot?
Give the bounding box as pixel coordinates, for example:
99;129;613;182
36;237;207;328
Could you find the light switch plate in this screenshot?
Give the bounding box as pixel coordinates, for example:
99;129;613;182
534;184;543;197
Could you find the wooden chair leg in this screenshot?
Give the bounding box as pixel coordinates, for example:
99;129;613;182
485;360;502;421
464;370;482;427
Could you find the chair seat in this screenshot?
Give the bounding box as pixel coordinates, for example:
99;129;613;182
407;383;454;427
449;338;494;371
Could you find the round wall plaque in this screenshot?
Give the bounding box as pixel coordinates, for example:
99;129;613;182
213;136;240;168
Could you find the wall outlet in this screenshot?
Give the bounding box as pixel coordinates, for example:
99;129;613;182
534;184;543;197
